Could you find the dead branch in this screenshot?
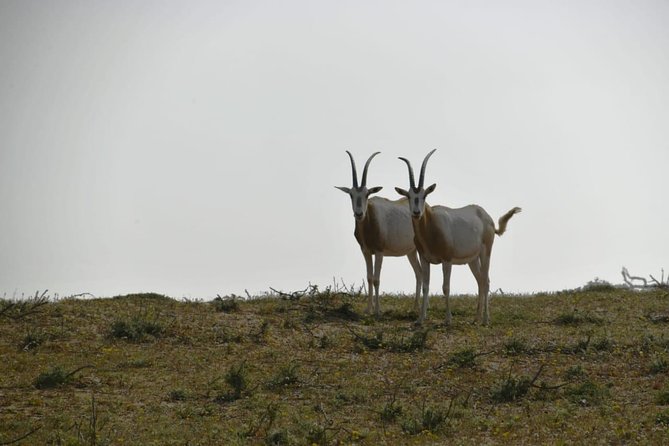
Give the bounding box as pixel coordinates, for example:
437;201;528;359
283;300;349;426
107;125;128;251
622;267;647;287
64;292;96;299
269;286;310;300
622;267;668;289
0;426;42;445
529;364;545;387
65;365;96;380
0;302;16;318
0;290;51;320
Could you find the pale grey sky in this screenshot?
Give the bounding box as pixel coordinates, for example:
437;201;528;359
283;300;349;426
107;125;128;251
1;0;668;299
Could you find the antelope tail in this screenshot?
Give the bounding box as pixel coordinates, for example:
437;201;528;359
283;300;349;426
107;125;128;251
495;207;522;236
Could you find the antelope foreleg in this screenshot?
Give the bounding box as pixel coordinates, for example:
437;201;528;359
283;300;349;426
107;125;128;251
417;254;431;325
364;253;374;314
407;251;422;311
373;254;383;317
442;262;452;325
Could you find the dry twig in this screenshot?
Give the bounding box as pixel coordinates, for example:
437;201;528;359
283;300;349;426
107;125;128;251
622;267;668;290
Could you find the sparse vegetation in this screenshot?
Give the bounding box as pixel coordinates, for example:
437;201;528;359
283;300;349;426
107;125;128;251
582;278;616;292
566;380;609;406
656;389;669;406
34;365;93;389
554;311;604;326
219;362;250;401
650;356;669;374
503;337;529;356
110;316;164;341
656;409;669;426
564;364;587;381
34;366;72;389
1;290;50;320
380;400;403;423
2;288;669;444
491;374;534;403
20;328;48;351
168;388;189;401
265;363;300;390
212;294;240;313
445;347;487;368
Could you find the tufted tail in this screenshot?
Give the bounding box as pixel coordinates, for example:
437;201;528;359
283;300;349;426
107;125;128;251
495;207;522;236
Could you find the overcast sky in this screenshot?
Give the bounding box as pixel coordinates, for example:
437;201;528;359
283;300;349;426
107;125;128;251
1;0;668;299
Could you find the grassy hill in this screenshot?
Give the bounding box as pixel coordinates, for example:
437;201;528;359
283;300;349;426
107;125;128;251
1;287;669;445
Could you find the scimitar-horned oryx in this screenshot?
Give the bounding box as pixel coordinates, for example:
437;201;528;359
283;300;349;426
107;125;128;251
336;151;422;316
395;149;521;325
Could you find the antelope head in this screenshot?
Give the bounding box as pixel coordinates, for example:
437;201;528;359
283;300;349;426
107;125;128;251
336;151;383;221
395;149;437;219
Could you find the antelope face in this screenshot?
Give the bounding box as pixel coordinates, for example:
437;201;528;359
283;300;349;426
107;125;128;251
395;184;436;218
396;149;438;219
336;186;383;220
336;150;382;221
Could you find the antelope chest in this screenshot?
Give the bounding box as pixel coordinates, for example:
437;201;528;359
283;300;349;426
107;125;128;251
414;232;451;264
354;220;384;254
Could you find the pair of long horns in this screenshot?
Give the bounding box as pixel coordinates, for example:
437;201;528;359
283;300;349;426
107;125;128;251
399;149;436;190
346;150;380;188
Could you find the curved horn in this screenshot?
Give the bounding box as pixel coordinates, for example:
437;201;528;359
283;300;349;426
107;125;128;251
398;156;416;190
418;149;437;189
361;151;380;187
345;150;359;188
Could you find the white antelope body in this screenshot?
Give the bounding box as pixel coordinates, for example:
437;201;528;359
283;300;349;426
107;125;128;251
395;149;521;325
336;151;422;316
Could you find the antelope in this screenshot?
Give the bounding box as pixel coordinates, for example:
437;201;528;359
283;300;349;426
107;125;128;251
395;149;521;325
336;151;422;316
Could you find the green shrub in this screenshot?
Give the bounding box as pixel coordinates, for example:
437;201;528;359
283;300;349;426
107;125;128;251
169;389;188;401
503;338;529;356
216;362;249;402
388;329;429;352
266;363;299;389
380;402;403;423
110;317;164;341
401;406;447;434
593;337;614;352
250;320;271;343
655;390;669;405
21;329;48;351
564;364;587;381
113;292;171;300
213;295;239;313
356;331;384;350
447;348;478;368
567;380;608;406
34;365;91;389
491;376;532;403
582;279;616;292
555;312;603;326
305;424;328;445
34;366;70;389
656;409;669;425
650;356;669;374
266;430;290;446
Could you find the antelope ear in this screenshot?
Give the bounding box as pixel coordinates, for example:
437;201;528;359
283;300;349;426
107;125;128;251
335;186;351;194
368;186;383;195
395;187;409;197
425;183;437;196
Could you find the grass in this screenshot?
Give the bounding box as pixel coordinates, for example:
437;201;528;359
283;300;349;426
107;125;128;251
1;289;669;444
